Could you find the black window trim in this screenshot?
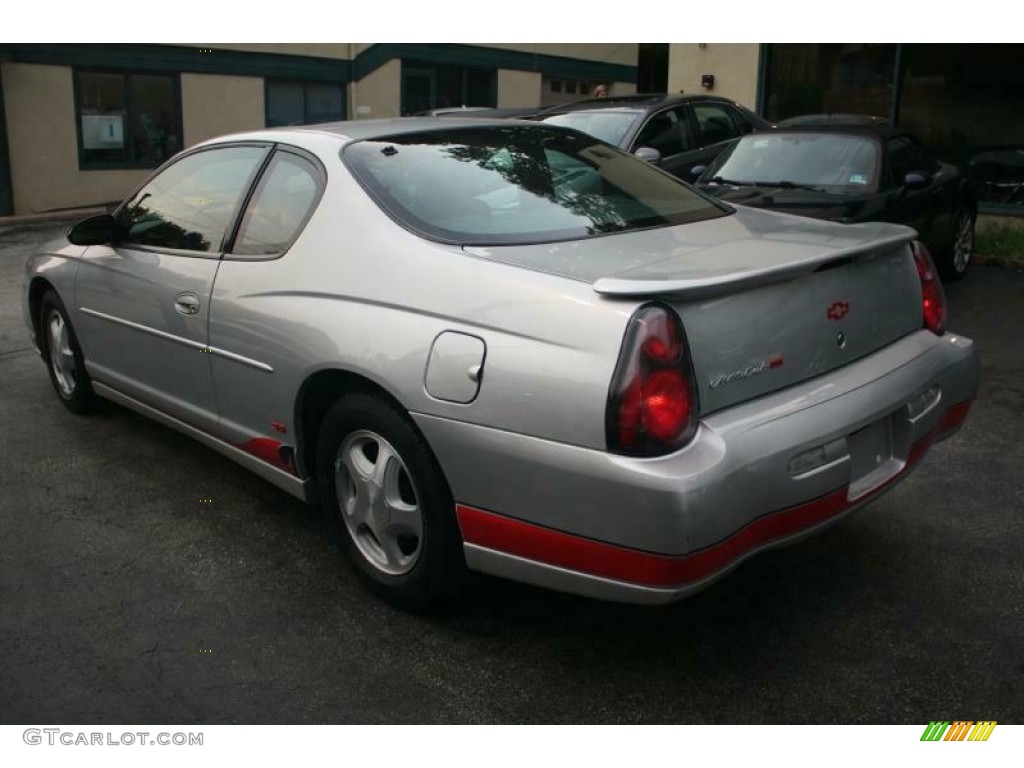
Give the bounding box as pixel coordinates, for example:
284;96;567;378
223;144;328;261
111;141;274;260
74;67;184;171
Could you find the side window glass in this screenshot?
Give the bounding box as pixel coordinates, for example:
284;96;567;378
121;146;266;252
233;152;322;257
729;106;755;135
635;110;685;157
888;138;929;182
694;104;740;146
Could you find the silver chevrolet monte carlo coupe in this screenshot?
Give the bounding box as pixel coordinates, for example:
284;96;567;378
24;119;979;609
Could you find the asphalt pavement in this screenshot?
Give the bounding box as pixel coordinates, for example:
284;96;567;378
1;222;1021;724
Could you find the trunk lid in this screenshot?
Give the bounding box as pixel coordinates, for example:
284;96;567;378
465;206;923;414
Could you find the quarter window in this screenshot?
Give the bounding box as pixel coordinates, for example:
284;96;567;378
233;152;322;257
693;103;741;146
120;146;267;253
77;70;180;168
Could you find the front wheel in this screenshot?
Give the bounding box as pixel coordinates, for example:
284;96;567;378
936;209;975;281
315;392;466;611
39;290;100;414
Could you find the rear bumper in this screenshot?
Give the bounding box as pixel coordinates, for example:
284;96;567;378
414;329;979;604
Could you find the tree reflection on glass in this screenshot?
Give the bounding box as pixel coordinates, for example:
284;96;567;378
346;125;725;245
122;201;212;252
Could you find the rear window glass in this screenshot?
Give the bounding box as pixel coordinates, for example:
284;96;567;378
537;109;644;146
342;125;729;245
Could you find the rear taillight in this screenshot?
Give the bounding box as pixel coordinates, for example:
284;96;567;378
606;304;698;456
911;241;946;335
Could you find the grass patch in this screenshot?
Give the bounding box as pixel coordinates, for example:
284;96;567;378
975;215;1024;262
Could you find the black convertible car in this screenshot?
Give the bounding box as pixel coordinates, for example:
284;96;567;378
696;124;977;279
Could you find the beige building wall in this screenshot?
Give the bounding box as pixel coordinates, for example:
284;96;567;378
350;59;401;119
2;62;150;214
497;70;542;108
668;44;761;109
181;73;264;147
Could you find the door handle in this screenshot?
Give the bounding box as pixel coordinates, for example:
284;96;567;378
174;293;201;316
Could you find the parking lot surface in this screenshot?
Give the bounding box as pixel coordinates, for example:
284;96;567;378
1;222;1021;724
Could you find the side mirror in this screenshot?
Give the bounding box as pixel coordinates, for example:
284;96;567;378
690;164;708;180
633;147;661;164
903;171;933;191
67;214;116;245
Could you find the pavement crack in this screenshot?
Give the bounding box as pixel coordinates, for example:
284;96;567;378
0;347;35;361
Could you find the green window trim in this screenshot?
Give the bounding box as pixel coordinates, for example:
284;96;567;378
355;44;637;85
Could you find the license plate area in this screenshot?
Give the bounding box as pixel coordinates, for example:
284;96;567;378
847;415;900;500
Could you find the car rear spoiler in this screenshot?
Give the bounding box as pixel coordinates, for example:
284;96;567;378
592;231;915;299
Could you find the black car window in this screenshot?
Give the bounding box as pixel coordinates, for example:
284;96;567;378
728;105;756;135
233;151;322;257
634;108;692;157
120;146;266;252
694;103;741;146
888;138;931;183
343;125;729;246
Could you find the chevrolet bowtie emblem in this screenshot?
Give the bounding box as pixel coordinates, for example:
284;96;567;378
827;301;850;321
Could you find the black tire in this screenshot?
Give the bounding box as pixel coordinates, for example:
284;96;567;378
315;392;466;611
935;207;975;281
38;290;101;415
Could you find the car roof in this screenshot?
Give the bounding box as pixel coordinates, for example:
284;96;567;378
198;117;542;148
539;93;747;115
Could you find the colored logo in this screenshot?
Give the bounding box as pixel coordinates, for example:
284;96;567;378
827;301;850;321
920;721;997;742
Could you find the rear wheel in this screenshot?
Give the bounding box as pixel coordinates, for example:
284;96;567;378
936;208;975;281
39;290;100;414
315;392;466;610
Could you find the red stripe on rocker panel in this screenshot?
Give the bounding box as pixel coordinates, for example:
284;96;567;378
457;428;942;588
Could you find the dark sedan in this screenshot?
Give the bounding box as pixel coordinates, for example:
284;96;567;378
534;94;772;182
697;126;977;279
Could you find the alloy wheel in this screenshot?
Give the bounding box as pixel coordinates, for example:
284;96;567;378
47;309;77;396
334;430;423;576
953;212;975;274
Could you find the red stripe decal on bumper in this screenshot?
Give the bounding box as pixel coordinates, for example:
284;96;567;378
937;397;973;434
239;437;295;474
457;418;954;589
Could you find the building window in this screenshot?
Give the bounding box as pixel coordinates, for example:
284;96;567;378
266;80;345;127
762;44;898;124
77;70;180;169
400;61;497;115
541;76;595;107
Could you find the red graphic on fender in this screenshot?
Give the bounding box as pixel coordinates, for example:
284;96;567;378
827;301;850;321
